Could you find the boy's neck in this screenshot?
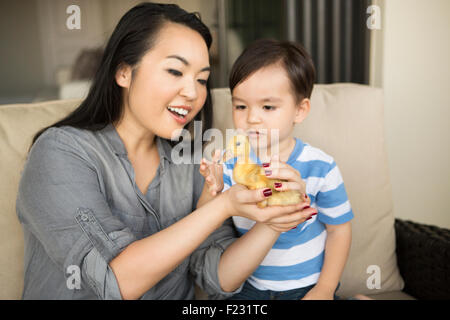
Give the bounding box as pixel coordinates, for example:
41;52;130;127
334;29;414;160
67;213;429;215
255;136;296;163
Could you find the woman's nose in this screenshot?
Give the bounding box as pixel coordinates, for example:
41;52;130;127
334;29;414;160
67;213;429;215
180;78;198;101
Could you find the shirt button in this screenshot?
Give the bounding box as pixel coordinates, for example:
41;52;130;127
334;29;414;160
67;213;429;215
80;213;89;221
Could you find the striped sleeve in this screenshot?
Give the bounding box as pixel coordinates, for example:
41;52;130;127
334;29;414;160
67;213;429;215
315;162;354;225
222;154;234;192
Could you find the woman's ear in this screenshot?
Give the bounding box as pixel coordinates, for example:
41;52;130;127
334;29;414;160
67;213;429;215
294;98;311;124
115;63;132;88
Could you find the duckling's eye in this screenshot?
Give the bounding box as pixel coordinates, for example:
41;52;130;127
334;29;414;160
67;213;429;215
236;142;241;146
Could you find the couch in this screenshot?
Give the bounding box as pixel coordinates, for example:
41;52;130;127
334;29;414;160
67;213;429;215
1;84;448;300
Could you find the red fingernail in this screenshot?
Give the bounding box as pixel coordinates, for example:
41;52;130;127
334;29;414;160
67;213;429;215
304;205;310;209
306;217;312;220
263;188;272;197
311;212;317;216
265;170;272;176
262;163;270;167
274;182;282;188
291;226;297;229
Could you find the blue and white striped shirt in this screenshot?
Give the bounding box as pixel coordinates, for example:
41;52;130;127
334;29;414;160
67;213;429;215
223;138;354;291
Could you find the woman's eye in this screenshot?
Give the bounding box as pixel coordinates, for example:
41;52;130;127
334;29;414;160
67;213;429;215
234;105;246;110
167;69;182;77
197;79;208;86
263;105;276;110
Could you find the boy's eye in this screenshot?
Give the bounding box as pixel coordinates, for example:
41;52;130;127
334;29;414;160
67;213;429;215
167;69;182;77
234;105;246;110
263;105;276;110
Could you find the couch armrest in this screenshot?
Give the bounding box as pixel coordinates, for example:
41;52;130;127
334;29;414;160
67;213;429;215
395;218;450;299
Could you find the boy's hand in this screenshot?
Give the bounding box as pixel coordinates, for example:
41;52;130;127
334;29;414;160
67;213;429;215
199;149;224;196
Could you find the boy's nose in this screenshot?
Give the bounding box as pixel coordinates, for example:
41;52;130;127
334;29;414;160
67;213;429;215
247;108;261;123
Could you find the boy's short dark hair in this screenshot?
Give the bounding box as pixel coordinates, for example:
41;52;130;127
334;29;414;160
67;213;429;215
229;39;316;101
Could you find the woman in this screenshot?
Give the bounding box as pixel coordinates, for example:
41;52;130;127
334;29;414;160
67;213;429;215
17;3;315;300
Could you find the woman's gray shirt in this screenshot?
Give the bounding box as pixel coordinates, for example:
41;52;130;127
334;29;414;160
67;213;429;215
16;124;239;299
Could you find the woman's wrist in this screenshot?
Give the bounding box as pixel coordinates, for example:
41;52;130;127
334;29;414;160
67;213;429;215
255;222;281;237
213;190;233;220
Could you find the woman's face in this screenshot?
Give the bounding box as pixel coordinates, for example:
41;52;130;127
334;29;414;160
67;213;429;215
116;22;210;140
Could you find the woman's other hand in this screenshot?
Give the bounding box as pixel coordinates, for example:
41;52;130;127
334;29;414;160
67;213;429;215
223;184;317;229
262;154;307;196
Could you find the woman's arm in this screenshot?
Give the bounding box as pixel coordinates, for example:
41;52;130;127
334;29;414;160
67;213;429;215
302;221;352;299
110;184;311;299
109;191;231;300
218;202;316;292
218;222;280;292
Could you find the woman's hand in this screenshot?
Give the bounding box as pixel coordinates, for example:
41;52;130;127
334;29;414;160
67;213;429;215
261;154;314;231
263;198;316;232
262;154;307;196
199;149;224;196
223;184;316;227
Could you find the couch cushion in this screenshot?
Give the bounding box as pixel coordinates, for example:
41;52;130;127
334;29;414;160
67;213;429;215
212;84;405;298
367;290;415;300
0;99;80;299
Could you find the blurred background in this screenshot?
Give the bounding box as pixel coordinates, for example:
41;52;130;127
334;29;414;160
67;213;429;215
0;0;374;101
0;0;449;228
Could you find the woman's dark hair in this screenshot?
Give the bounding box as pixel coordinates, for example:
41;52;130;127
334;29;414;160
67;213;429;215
229;39;316;102
32;2;213;147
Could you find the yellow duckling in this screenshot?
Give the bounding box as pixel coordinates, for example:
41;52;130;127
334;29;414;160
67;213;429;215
223;134;306;208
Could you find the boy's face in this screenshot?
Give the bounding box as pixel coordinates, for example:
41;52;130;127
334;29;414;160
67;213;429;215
231;63;308;155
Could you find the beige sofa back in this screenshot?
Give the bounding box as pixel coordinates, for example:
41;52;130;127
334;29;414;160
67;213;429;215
0;84;403;299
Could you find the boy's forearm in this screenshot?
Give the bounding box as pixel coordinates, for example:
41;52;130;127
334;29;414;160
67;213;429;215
315;222;352;294
218;223;280;292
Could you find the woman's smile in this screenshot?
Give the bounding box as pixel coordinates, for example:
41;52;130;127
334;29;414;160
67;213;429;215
167;105;192;125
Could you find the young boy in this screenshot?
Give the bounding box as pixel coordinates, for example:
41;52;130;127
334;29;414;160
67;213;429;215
200;39;353;300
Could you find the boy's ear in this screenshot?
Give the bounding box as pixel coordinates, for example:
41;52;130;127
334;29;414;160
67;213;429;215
115;63;133;88
294;98;311;124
